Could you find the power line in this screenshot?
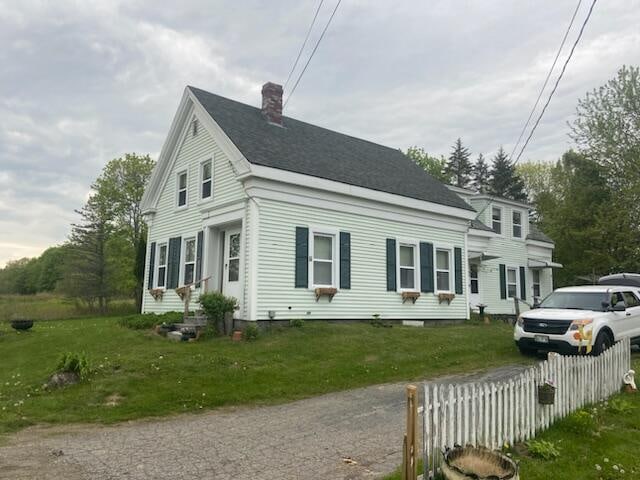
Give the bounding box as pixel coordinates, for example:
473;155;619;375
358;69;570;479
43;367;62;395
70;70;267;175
508;0;583;161
284;0;342;108
513;0;597;165
283;0;325;91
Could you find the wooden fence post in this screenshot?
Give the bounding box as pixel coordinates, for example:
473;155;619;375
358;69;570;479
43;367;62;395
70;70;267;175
403;385;418;480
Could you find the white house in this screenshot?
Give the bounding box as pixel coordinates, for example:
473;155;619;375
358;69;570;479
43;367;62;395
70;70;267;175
448;185;560;316
140;83;557;324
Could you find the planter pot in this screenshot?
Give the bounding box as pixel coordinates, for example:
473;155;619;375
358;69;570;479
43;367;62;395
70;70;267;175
538;385;556;405
10;319;34;331
442;446;518;480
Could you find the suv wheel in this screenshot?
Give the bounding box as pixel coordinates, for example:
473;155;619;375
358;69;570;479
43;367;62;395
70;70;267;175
592;331;613;356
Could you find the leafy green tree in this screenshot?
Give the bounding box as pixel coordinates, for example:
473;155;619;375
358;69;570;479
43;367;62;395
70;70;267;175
488;147;527;201
445;138;472;188
470;154;489;192
404;146;450;182
90;153;154;309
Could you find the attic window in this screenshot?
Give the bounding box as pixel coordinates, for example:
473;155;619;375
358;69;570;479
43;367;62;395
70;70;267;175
192;119;199;136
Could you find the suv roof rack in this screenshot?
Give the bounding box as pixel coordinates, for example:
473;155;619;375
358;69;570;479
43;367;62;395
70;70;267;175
598;273;640;288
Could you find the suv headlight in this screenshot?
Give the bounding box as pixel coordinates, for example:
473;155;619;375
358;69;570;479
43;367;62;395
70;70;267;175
516;315;524;327
569;318;593;330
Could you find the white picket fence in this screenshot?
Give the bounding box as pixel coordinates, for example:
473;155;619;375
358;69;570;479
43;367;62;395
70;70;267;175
421;338;632;479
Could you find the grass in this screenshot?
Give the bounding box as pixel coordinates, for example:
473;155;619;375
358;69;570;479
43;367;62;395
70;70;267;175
384;356;640;480
0;293;136;321
0;317;528;437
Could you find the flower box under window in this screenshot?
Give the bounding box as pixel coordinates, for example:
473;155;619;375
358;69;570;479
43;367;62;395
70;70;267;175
148;288;164;301
438;292;455;305
402;291;420;304
314;287;337;302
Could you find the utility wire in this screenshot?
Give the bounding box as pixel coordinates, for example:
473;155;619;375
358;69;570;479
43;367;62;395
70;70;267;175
283;0;325;91
284;0;342;108
508;0;583;161
513;0;597;165
474;0;597;222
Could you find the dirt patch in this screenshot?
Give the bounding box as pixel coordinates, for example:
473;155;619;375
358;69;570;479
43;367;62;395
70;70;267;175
103;394;124;407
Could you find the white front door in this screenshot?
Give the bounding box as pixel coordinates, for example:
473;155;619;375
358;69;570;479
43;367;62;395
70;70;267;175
469;263;481;309
222;228;242;307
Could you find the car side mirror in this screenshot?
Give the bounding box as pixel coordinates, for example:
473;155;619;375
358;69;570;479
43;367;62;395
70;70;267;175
611;302;627;312
533;297;541;309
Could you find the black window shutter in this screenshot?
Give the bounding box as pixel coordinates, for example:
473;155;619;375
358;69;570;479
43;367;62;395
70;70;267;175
295;227;309;288
499;264;507;299
339;232;351;289
147;242;156;289
420;242;434;293
167;237;182;289
386;239;396;291
195;231;204;288
519;266;526;300
454;247;463;294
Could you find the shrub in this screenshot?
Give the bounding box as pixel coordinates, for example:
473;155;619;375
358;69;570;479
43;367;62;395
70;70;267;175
199;292;237;324
57;352;90;379
243;324;259;341
526;439;560;460
289;318;304;328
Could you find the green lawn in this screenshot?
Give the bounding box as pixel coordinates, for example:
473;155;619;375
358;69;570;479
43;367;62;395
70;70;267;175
0;317;527;437
385;356;640;480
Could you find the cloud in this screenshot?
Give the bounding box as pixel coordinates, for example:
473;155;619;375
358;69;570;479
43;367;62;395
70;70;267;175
0;0;638;266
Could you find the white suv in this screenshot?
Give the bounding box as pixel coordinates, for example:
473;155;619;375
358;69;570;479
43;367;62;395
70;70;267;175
514;285;640;355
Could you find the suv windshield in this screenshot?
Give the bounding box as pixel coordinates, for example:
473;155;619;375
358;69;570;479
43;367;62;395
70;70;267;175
538;291;608;311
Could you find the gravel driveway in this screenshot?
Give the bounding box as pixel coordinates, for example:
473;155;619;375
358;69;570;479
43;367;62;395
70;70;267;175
0;365;529;480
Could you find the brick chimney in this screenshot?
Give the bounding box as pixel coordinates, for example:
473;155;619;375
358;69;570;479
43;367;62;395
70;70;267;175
261;82;283;126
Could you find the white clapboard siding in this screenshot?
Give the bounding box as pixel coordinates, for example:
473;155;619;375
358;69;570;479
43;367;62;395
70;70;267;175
421;338;632;479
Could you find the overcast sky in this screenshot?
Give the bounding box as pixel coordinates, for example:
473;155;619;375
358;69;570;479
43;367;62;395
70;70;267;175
1;0;639;267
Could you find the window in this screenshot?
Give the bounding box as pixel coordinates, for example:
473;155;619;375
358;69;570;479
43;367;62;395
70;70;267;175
512;211;523;238
156;243;167;288
399;243;417;290
192;119;199;136
470;263;479;294
183;237;196;285
532;269;541;298
507;267;518;298
623;291;640;308
312;232;335;287
436;248;452;292
201;159;212;199
177;171;187;207
492;207;502;234
228;233;240;282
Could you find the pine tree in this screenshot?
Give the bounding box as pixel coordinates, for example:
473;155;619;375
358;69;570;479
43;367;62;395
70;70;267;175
488;147;527;201
471;154;489;192
445;138;472;188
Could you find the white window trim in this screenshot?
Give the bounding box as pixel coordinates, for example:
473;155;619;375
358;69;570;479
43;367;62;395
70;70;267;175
176;170;188;209
506;266;519;299
199;157;214;202
512;209;524;239
180;235;198;288
396;238;420;293
434;245;454;293
491;206;503;235
308;226;340;289
469;263;479;295
154;241;168;290
192;118;199;136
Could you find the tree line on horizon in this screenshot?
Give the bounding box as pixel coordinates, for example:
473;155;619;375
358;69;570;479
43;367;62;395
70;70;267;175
0;65;638;300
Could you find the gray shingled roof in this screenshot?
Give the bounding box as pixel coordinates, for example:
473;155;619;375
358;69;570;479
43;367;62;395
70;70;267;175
470;219;494;232
189;87;473;211
527;223;554;244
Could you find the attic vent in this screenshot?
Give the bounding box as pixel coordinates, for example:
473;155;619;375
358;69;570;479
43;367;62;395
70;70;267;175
192;119;199;136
